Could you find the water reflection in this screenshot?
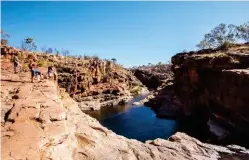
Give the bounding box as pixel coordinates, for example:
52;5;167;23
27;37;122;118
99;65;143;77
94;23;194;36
85;94;148;120
85;94;178;142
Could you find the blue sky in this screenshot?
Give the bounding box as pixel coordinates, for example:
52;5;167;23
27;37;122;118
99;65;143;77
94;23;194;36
2;1;249;67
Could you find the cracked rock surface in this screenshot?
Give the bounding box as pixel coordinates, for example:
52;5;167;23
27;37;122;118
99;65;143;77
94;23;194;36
1;70;249;160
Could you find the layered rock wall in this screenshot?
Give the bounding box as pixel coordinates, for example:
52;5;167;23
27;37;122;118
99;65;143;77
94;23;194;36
172;43;249;145
56;58;143;108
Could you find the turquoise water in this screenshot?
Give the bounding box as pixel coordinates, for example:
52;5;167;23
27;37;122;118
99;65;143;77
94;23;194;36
86;95;178;142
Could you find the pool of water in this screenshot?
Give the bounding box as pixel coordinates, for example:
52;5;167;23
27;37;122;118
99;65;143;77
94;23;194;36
85;94;178;142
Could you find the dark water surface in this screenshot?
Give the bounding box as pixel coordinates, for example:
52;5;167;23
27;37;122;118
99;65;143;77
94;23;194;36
85;94;178;142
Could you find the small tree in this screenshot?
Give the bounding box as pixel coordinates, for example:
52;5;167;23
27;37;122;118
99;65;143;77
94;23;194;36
92;54;100;61
1;29;10;45
41;46;46;53
84;55;91;60
54;48;60;56
197;23;237;49
197;22;249;49
236;22;249;42
61;49;70;63
111;58;117;63
41;46;53;54
46;48;53;54
21;37;37;51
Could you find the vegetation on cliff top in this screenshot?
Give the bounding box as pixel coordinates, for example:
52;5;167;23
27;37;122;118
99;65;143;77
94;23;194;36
197;22;249;50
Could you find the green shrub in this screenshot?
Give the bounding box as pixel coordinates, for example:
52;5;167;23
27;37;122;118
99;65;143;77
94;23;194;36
22;63;30;72
219;41;236;50
17;53;25;61
37;59;48;67
130;85;142;95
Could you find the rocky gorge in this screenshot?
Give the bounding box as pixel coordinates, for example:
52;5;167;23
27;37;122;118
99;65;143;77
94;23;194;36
131;43;249;147
131;64;181;119
2;44;249;160
130;43;249;148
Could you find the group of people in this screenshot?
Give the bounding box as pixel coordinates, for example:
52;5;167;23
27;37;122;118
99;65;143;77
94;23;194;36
12;54;57;83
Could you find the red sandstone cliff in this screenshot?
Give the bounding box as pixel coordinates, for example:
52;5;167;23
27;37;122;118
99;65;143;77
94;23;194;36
172;43;249;146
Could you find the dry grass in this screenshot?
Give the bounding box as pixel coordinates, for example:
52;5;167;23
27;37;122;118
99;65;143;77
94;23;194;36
192;52;227;59
191;51;240;64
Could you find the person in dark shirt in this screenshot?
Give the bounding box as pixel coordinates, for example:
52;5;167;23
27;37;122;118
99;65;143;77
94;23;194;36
47;66;53;80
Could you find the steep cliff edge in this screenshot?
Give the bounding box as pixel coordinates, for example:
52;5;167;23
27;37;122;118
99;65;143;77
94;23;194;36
2;70;249;160
172;43;249;146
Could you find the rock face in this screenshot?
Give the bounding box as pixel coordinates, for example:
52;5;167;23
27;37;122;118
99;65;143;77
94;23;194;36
172;43;249;146
2;70;249;160
144;83;182;119
56;58;143;110
131;64;180;118
131;64;173;89
131;64;182;118
1;45;144;111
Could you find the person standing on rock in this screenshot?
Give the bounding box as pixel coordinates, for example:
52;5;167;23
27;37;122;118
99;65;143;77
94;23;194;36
12;53;22;73
48;65;57;82
29;59;42;83
47;66;53;80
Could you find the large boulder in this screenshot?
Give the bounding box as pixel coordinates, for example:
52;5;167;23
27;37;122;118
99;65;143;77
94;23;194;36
78;100;101;111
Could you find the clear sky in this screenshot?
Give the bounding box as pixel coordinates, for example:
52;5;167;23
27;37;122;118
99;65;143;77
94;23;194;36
2;1;249;67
